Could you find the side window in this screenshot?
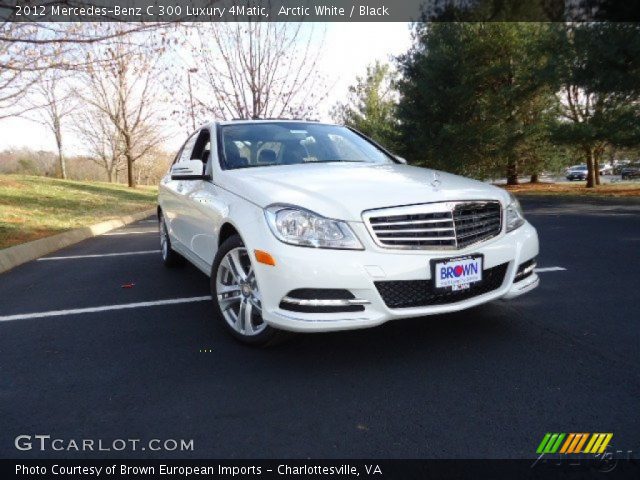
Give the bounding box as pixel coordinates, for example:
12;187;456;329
190;129;212;163
171;132;198;168
178;135;198;164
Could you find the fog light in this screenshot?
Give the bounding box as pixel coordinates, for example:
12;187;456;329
515;257;537;282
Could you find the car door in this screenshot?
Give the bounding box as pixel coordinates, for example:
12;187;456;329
161;132;198;248
181;127;225;267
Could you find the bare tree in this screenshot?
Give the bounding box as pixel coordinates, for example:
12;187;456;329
0;17;170;118
135;146;172;185
177;22;327;122
0;23;49;118
72;100;124;183
23;71;77;178
77;34;167;187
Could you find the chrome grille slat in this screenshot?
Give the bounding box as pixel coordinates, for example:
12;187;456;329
374;227;455;234
456;219;501;233
371;218;454;226
364;201;502;250
457;225;499;240
373;236;458;242
454;211;498;222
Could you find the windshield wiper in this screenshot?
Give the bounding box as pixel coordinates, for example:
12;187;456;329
303;160;365;164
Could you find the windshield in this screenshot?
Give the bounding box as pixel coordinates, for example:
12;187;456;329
218;122;395;170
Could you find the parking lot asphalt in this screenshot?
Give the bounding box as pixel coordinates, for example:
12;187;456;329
0;197;638;459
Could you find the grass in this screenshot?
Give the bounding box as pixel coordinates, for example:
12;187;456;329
503;181;640;197
0;175;157;249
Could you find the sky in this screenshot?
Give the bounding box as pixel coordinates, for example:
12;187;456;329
0;22;412;154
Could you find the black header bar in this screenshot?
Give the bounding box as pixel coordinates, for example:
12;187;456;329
3;459;640;480
2;0;640;22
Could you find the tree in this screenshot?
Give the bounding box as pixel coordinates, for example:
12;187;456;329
174;22;326;122
332;61;400;152
77;33;166;187
396;23;557;184
551;23;640;187
24;71;76;179
0;19;168;119
72;99;124;183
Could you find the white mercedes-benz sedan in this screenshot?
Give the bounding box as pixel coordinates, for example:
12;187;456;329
158;120;539;345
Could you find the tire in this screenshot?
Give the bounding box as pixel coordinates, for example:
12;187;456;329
159;214;184;268
210;234;289;346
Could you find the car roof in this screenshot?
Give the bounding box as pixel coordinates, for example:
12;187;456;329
201;119;340;129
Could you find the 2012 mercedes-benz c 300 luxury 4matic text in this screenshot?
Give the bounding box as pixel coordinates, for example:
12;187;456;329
158;120;539;345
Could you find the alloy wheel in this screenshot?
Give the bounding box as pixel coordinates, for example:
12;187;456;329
160;218;169;260
215;247;266;336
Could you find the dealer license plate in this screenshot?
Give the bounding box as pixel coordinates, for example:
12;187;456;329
433;256;483;291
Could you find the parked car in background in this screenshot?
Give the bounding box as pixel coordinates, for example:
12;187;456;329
599;163;613;175
158;120;539;346
566;166;588;181
564;164;584;174
613;160;631;175
564;164;611;177
621;163;640;180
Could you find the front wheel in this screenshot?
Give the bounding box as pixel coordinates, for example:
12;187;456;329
210;235;288;346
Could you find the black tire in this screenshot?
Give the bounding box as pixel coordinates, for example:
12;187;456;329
159;213;184;268
210;234;289;347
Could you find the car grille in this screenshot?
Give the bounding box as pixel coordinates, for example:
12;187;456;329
374;262;509;309
364;201;502;250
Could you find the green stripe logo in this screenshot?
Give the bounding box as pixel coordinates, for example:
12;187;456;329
537;433;566;454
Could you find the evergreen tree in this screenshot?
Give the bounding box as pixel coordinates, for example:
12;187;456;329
332;61;400;152
396;23;558;184
551;23;640;187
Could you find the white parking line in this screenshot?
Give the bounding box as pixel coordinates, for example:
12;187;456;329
0;296;212;322
102;231;156;236
38;250;161;261
534;267;567;273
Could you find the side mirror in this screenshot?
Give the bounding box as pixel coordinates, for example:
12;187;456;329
395;156;408;165
171;159;209;180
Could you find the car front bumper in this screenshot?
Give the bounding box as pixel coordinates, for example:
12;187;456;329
247;220;540;333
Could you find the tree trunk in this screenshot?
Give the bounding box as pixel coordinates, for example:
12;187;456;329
506;161;519;186
585;146;596;188
123;132;135;188
127;155;134;187
530;173;539;183
593;145;606;186
55;131;66;180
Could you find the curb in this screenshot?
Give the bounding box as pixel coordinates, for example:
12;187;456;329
0;208;157;274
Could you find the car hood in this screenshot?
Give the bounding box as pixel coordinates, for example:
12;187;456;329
220;163;511;221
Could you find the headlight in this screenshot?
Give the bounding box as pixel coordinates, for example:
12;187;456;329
505;194;525;232
264;205;363;250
